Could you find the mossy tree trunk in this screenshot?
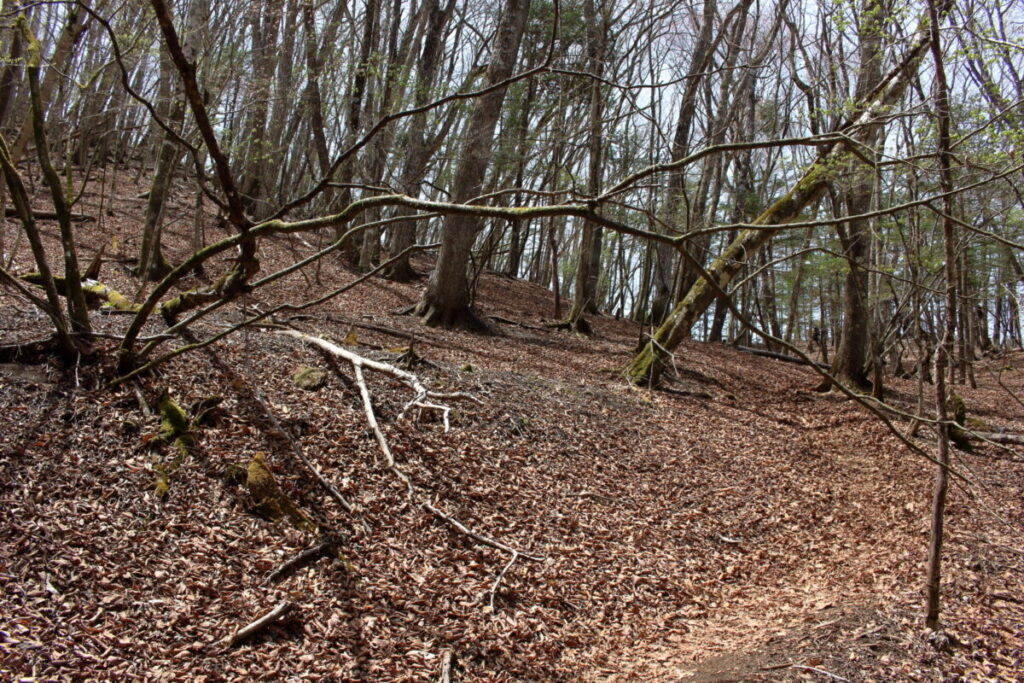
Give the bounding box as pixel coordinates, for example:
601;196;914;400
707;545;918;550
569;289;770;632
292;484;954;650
24;16;91;337
626;14;935;385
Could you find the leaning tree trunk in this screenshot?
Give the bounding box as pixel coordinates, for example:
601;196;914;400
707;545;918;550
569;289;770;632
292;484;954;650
23;19;91;336
415;0;530;329
648;0;722;325
626;10;935;385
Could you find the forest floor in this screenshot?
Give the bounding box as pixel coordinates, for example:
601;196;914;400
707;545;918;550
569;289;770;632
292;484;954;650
1;170;1022;681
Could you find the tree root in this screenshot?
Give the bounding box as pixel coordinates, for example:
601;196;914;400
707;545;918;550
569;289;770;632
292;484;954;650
0;336;62;363
416;301;494;334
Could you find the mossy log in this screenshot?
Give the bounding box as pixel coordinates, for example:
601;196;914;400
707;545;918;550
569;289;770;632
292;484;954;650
159;259;258;324
156;389;194;454
20;272;139;312
151;390;194;498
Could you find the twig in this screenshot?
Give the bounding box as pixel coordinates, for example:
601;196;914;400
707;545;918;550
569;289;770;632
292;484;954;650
489;551;518;613
266;539;340;583
251;387;370;534
437;650;455;683
132;382;152;417
423;502;545;562
791;664;850;682
569;490;619;504
217;601;294;649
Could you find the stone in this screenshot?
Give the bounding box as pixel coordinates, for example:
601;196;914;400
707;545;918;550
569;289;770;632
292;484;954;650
292;365;327;391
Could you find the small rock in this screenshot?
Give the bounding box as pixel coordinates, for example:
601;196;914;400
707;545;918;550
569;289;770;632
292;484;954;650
292;366;327;391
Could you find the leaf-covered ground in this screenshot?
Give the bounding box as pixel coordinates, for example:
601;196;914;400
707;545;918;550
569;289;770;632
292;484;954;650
1;171;1022;681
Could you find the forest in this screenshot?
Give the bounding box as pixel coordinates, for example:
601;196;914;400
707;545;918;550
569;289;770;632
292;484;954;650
0;0;1022;679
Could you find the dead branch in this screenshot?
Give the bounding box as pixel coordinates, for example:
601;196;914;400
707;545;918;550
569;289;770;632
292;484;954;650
423;502;544;562
278;329;480;428
4;207;93;221
437;650;455;683
969;431;1024;446
217;601;294;649
266;538;341;583
490;315;547;331
353;363;414;495
250;386;370;534
277;329;546;574
790;664;849;682
569;490;621;504
737;345;831;370
488;550;518;612
321;315;424;343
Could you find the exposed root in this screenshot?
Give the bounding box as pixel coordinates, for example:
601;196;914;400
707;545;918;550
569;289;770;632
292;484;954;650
416;301;494;334
0;336;62;363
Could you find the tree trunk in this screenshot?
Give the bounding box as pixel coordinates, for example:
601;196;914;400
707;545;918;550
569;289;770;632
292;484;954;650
828;0;885;392
383;0;456;281
626;12;935;385
416;0;530;329
566;0;607;331
925;0;955;630
238;0;283;219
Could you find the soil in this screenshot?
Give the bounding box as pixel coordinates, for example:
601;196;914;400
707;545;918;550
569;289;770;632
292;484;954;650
1;169;1022;681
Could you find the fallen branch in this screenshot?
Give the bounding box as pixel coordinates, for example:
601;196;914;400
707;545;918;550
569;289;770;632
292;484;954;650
969;431;1024;446
489;550;518;612
266;538;342;583
569;490;621;504
353;363;413;494
490;314;547;331
217;601;294;649
423;502;544;562
277;329;545;593
251;385;370;534
5;207;93;221
0;336;62;363
737;345;830;369
790;664;850;682
278;329;480;427
19;272;138;311
437;650;455;683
